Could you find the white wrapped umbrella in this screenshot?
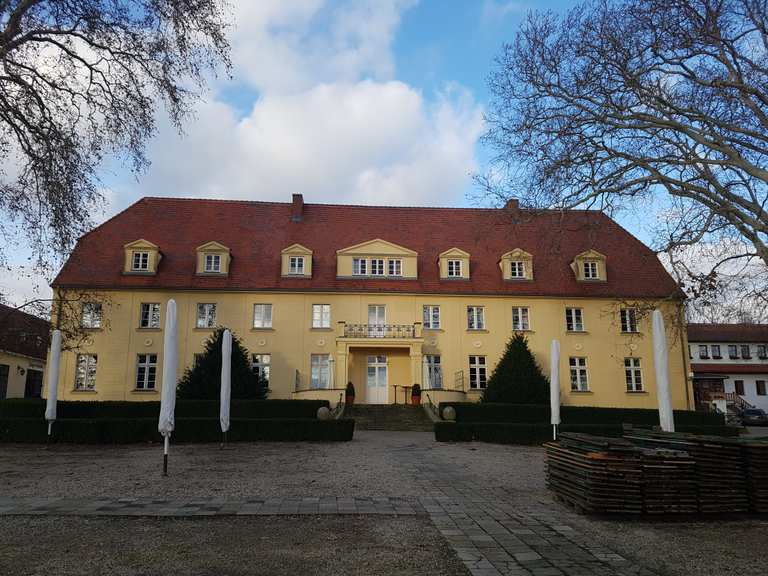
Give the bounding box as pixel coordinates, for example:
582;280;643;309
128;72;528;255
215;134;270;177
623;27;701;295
158;299;178;475
44;329;62;436
652;310;675;432
220;329;232;441
550;339;561;439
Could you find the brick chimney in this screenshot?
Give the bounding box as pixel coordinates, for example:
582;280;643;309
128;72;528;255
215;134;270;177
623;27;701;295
504;198;519;210
291;193;304;222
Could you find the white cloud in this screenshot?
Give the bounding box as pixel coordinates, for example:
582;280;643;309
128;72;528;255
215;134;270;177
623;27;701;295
0;265;53;308
480;0;528;23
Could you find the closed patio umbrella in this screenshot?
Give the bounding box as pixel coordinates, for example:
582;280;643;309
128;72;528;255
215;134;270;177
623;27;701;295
158;299;178;476
652;310;675;432
550;339;561;440
44;329;62;436
220;329;232;443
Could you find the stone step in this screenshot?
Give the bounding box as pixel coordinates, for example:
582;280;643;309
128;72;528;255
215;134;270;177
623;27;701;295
346;404;434;432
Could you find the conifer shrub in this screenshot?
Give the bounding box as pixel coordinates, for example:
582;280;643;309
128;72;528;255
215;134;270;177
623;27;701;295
482;333;549;404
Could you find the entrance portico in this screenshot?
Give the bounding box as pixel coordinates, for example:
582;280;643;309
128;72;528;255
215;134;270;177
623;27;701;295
335;321;424;404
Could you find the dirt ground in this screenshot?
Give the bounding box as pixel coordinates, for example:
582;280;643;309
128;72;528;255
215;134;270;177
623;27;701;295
0;515;468;576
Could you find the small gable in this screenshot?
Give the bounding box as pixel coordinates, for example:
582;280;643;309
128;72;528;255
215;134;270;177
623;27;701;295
571;249;607;282
196;241;231;275
123;239;161;274
281;243;313;277
337;238;417;256
439;247;470;280
499;249;534;280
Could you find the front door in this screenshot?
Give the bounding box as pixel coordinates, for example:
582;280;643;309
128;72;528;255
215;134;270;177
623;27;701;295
368;305;386;338
366;355;388;404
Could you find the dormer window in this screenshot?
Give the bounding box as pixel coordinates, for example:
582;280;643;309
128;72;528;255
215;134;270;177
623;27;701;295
132;251;150;271
204;254;221;273
447;260;462;277
289;256;305;275
572;250;607;282
388;259;402;276
337;239;418;280
510;261;525;278
583;261;599;279
353;258;367;275
370;258;385;276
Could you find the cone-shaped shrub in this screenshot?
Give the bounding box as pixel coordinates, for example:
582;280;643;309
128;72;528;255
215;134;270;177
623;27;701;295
177;327;267;399
482;333;549;404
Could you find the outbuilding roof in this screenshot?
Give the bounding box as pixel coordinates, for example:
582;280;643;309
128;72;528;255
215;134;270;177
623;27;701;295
52;196;681;299
687;323;768;343
0;304;50;360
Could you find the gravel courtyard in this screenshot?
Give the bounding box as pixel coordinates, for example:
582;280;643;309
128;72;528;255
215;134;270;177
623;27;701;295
1;431;767;576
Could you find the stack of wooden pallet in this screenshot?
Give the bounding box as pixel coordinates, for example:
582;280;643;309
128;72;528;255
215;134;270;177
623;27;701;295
742;439;768;513
624;430;750;513
545;433;643;514
639;448;697;514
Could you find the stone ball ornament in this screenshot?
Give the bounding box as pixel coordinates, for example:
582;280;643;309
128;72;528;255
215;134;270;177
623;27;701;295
442;406;457;421
316;406;331;420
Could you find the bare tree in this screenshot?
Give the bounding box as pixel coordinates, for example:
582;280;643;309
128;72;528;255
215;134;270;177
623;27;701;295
0;0;231;275
480;0;767;316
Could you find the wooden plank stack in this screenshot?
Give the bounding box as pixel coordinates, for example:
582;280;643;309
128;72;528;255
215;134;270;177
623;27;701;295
624;430;750;513
741;439;768;513
639;448;697;514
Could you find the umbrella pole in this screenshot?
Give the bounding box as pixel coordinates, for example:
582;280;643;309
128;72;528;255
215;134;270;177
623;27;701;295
47;421;52;436
552;424;556;441
163;435;169;477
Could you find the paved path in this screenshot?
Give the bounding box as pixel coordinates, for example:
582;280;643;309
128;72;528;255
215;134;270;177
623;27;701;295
0;432;655;576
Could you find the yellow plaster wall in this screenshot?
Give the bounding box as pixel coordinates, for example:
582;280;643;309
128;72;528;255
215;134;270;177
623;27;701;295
0;351;45;398
46;289;692;410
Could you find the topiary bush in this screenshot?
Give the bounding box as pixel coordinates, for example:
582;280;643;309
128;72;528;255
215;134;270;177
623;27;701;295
482;333;549;404
177;327;267;400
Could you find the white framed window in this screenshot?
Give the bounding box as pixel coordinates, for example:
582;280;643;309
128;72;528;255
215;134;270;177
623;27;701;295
447;259;463;277
698;344;709;359
620;308;638;333
311;354;330;389
469;355;487;389
624;358;642;392
139;303;160;329
583;261;599;279
81;302;102;329
196;303;217;328
289;256;305;275
425;355;442;389
565;308;584;332
728;344;739;359
467;306;485;330
512;307;530;330
136;354;158;390
132;251;150;271
312;304;331;328
370;258;385;276
253;304;273;328
204;253;221;272
251;353;271;385
388;259;402;276
75;354;97;391
510;261;525;278
422;305;441;329
711;344;722;359
758;344;767;359
569;357;589;391
352;258;367;276
741;344;752;359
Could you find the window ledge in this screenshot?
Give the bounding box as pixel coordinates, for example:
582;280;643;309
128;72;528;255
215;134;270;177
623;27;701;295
467;388;484;393
504;277;534;282
251;327;275;332
131;389;158;394
466;329;488;333
81;327;103;332
310;327;334;332
123;270;156;276
626;391;647;394
72;389;97;394
281;274;311;279
512;329;534;333
441;277;470;281
621;331;641;335
570;390;593;394
565;330;588;335
194;327;216;331
137;328;162;332
423;328;444;332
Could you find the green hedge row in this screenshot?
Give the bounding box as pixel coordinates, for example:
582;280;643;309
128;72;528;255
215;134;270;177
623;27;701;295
438;402;725;427
0;399;330;420
434;422;739;444
0;417;354;443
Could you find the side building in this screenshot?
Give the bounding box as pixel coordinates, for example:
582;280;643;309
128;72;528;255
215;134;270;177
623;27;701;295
0;303;49;399
47;195;693;409
687;323;768;413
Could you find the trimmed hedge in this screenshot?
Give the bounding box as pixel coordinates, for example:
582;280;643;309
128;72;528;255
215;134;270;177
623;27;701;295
438;402;725;427
0;417;354;443
434;421;739;443
0;399;330;420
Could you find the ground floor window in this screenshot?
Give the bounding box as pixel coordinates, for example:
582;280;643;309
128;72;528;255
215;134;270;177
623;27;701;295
311;354;330;389
425;355;442;389
624;358;642;392
251;353;271;386
469;355;486;389
734;380;745;395
75;354;98;391
24;369;43;398
758;380;767;396
136;354;157;390
569;357;588;391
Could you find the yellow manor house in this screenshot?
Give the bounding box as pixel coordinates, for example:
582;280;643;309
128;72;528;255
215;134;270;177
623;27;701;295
47;194;693;409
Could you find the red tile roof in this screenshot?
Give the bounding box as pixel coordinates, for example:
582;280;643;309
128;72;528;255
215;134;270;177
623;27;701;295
0;304;50;360
52;197;681;299
687;323;768;343
691;363;768;376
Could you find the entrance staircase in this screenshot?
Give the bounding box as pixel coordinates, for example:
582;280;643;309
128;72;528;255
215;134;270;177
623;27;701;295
345;404;434;432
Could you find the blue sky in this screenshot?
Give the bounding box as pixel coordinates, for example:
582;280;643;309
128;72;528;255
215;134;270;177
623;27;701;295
6;0;625;305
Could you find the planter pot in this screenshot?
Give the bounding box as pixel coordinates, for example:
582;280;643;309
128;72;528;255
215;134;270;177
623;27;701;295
411;395;421;406
346;395;355;406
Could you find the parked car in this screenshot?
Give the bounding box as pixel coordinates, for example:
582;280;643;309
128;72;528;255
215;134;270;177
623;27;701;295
741;408;768;426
